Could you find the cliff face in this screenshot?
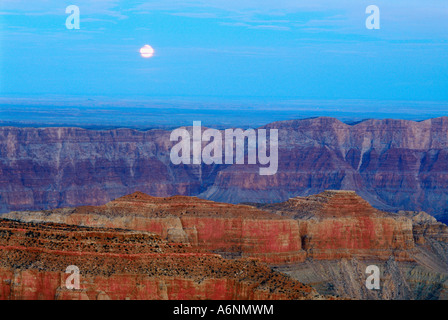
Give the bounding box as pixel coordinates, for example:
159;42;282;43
259;191;415;261
275;257;448;300
259;191;448;299
407;211;448;245
3;191;448;300
0;219;319;300
4;192;306;265
4;190;439;264
0;127;208;213
2;117;448;222
202;117;448;222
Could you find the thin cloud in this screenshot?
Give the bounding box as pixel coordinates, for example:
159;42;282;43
170;12;217;18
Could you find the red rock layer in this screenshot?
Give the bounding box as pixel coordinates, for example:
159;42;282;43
5;192;306;265
0;219;319;300
6;190;432;263
298;217;414;261
260;190;416;261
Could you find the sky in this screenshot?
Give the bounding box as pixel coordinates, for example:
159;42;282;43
1;0;448;104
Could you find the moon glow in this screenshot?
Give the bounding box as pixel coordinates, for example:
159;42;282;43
140;45;154;58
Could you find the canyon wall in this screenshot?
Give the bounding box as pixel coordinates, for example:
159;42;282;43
201;117;448;224
1;117;448;221
3;190;448;300
4;192;306;265
259;191;415;261
0;218;319;300
7;190;446;264
260;190;448;299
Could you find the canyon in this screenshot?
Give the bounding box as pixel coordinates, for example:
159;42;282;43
4;192;307;265
1;117;448;300
4;190;448;300
2;117;448;223
0;218;321;300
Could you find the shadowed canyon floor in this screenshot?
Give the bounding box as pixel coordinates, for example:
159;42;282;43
3;190;448;300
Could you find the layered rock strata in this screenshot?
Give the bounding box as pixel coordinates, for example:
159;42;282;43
259;190;415;261
4;192;306;265
0;219;320;300
2;117;448;222
3;190;448;300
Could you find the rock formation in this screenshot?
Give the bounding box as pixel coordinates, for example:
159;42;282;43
259;191;448;299
0;218;321;300
259;191;415;261
4;192;306;265
202;117;448;224
5;190;448;300
2;117;448;223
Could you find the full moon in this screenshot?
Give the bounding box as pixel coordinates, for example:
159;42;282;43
140;45;154;58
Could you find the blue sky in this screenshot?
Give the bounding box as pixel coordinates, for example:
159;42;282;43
1;0;448;103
